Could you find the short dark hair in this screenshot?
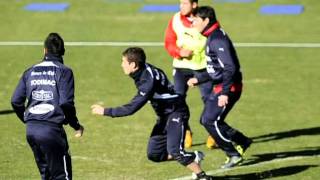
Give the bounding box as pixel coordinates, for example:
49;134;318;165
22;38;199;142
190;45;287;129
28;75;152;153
122;47;146;68
190;0;198;3
194;6;217;26
44;33;65;56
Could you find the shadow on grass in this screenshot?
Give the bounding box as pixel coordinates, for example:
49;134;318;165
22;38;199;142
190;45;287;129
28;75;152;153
0;109;14;115
190;127;320;151
213;165;318;180
241;146;320;166
252;127;320;143
192;142;206;147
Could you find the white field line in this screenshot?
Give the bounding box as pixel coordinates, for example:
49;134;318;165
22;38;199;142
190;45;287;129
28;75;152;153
170;155;320;180
72;155;112;164
0;41;320;48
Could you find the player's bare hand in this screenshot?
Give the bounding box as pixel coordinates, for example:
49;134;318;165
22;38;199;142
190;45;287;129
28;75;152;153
179;49;193;59
91;104;105;115
75;125;84;138
218;95;228;107
187;78;198;87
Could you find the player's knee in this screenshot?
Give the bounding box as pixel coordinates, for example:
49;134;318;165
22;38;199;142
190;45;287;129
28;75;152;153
226;128;237;137
55;174;71;180
200;115;216;126
147;152;166;163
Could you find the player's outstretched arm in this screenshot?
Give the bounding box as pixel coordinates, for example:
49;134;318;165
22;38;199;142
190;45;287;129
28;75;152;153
91;104;105;115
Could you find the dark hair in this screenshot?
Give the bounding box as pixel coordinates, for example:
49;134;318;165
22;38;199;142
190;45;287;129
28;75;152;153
194;6;217;26
190;0;198;3
122;47;146;68
44;33;65;56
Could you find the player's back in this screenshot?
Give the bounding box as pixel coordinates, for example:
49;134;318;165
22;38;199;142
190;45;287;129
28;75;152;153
22;55;71;125
145;64;188;116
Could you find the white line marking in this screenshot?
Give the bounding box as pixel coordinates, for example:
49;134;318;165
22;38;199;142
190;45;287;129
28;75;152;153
171;155;320;180
0;41;163;46
244;79;273;84
0;41;320;48
72;155;112;163
235;43;320;48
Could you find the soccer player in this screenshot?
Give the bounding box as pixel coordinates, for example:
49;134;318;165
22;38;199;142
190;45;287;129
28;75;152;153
165;0;216;148
188;6;252;168
91;47;213;180
11;33;84;179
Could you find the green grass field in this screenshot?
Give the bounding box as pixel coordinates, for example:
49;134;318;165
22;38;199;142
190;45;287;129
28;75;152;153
1;0;320;179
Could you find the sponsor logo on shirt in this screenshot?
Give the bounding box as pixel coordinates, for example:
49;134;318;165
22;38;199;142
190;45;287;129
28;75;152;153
140;91;146;96
32;90;54;101
218;48;225;52
31;71;55;76
29;103;55;114
31;79;56;86
172;117;180;123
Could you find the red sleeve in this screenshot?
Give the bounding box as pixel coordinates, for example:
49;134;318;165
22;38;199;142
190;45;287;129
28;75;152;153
164;16;181;59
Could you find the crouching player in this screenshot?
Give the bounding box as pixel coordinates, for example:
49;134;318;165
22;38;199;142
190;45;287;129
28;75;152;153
91;47;213;180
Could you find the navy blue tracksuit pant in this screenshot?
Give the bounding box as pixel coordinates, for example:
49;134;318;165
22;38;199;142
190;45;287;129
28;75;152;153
26;122;72;180
147;112;195;166
200;91;250;157
173;68;214;130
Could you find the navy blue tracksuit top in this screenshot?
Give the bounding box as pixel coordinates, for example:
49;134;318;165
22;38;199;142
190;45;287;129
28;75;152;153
11;54;80;130
195;27;242;95
104;63;187;117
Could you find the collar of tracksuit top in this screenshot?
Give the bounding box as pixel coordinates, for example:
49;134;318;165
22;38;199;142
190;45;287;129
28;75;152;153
129;64;147;81
202;21;243;94
203;22;220;37
43;53;64;64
